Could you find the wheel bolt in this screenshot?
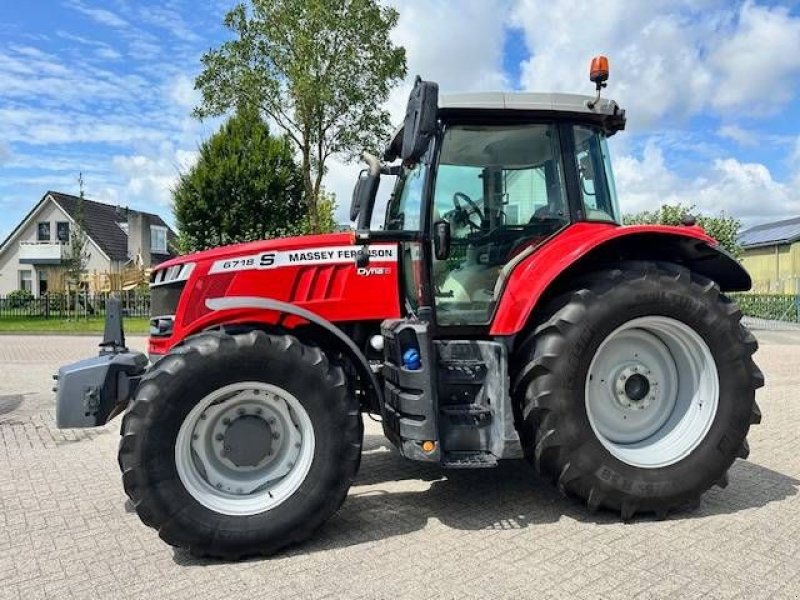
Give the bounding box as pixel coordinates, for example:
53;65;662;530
200;413;207;420
215;483;222;489
237;408;245;416
255;408;263;415
222;417;230;425
215;433;224;441
192;434;198;440
272;432;280;440
268;417;276;425
295;442;301;449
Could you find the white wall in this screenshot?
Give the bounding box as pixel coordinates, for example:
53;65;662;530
0;197;114;295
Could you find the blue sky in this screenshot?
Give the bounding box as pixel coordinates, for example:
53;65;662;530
2;0;800;242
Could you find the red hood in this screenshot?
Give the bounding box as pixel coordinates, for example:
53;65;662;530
156;232;355;270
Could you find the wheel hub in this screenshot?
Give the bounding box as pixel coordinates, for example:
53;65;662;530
223;415;273;467
175;382;315;515
614;364;657;410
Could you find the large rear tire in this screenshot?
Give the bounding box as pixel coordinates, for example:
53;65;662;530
512;262;763;518
118;330;362;558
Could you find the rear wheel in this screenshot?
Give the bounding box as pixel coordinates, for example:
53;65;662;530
512;262;763;518
119;330;362;558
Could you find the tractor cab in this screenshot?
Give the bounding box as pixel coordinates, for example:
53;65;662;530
351;79;626;328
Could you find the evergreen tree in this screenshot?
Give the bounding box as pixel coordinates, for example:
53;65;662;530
173;106;306;252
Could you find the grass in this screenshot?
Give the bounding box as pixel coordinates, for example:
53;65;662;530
0;316;150;334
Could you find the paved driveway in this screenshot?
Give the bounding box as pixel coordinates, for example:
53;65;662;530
0;333;798;599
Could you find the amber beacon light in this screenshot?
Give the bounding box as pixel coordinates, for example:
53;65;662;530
587;55;610;108
590;55;609;84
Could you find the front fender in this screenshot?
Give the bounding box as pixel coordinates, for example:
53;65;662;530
490;222;751;336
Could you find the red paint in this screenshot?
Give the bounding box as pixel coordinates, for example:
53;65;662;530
488;223;715;336
148;223;717;356
148;233;401;355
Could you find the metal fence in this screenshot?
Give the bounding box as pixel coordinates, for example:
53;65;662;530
728;293;800;324
0;291;150;319
0;289;798;326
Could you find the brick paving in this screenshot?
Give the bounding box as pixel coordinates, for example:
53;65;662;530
0;333;798;599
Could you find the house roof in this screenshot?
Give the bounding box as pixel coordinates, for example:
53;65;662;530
0;191;176;262
739;216;800;249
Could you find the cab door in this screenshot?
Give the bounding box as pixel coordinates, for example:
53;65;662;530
429;123;571;327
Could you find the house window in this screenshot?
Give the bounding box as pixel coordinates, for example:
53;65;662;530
19;270;32;293
150;225;167;254
38;270;48;295
37;222;51;241
56;222;70;242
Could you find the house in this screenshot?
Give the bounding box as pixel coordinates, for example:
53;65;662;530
739;216;800;293
0;191;177;295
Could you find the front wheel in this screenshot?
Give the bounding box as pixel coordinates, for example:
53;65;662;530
513;262;763;518
118;331;362;558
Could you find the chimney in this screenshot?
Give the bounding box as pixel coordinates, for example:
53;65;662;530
126;211;151;268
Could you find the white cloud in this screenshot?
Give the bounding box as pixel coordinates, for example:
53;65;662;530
168;73;200;111
614;140;800;226
511;1;800;127
711;1;800;112
65;1;129;29
717;124;759;147
111;145;199;209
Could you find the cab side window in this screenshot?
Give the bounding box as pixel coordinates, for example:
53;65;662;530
385;163;427;231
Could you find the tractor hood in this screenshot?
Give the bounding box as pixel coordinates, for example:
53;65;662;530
155;232;355;271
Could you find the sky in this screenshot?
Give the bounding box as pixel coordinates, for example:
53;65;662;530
2;0;800;242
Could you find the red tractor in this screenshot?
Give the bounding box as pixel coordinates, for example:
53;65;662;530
55;59;762;559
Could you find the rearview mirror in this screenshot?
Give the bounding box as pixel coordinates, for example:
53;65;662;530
401;76;439;164
350;160;380;229
349;170;368;222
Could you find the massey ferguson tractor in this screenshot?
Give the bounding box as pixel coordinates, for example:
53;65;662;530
55;57;762;559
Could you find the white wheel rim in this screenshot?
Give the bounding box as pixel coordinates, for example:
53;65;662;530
585;316;719;469
175;382;315;516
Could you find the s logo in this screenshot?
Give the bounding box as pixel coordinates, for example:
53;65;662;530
260;253;276;267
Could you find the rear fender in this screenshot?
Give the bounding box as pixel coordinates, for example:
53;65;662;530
490;223;751;336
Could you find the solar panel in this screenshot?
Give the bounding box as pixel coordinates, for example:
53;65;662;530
739;218;800;247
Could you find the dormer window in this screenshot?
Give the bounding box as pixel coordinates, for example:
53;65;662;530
150;225;167;254
56;222;69;242
37;222;50;241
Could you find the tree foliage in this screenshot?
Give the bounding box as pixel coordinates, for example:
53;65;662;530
623;203;742;258
194;0;407;231
173;106;306;252
64;173;90;286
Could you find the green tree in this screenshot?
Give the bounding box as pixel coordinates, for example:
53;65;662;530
64;172;90;286
173;106;306;252
623;203;742;258
194;0;407;232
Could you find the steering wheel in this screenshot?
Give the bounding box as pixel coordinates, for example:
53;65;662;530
452;192;484;231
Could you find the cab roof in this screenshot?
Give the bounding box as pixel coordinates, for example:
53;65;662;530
385;92;625;161
440;92;624;128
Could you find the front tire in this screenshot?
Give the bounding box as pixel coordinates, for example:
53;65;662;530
512;262;763;518
119;330;362;558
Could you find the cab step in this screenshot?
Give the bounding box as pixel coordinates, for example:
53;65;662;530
442;451;498;469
